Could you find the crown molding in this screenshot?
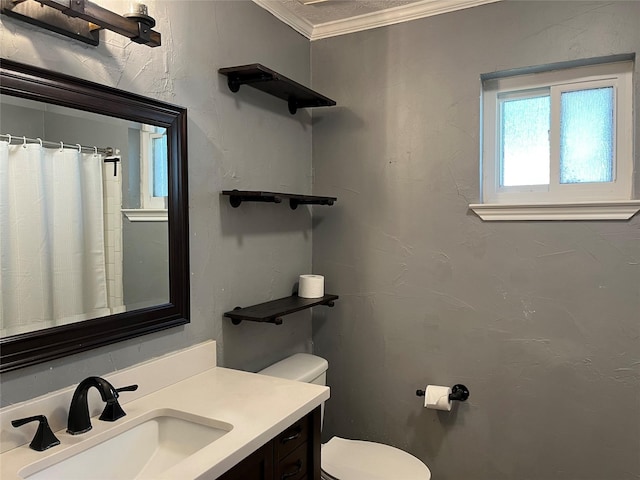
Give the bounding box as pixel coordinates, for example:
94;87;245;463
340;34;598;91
253;0;315;39
254;0;501;41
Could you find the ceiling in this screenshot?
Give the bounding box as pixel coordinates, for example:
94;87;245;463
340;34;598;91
253;0;501;41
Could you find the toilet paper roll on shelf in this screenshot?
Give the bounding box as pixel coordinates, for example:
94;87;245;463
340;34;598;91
416;384;470;411
298;274;324;298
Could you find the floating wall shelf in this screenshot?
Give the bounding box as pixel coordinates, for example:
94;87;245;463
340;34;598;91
225;294;339;325
218;64;336;114
222;190;337;210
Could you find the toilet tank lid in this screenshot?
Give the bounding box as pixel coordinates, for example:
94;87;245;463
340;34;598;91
259;353;328;383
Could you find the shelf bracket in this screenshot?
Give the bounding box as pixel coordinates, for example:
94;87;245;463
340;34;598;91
288;97;298;115
228;307;283;326
230;306;243;325
226;192;282;208
289;197;335;210
227;77;241;93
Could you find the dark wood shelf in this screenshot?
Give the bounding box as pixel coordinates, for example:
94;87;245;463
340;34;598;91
218;64;336;114
222;190;337;210
225;294;339;325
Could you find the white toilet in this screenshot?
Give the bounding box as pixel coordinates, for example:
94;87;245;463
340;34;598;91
259;353;432;480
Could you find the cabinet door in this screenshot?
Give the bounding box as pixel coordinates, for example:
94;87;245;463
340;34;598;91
217;441;274;480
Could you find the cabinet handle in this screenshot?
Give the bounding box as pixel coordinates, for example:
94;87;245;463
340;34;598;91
281;459;303;479
281;425;302;443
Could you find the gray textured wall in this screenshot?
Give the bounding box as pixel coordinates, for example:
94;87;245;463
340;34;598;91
0;1;314;405
311;2;640;479
0;101;45;137
123;220;169;310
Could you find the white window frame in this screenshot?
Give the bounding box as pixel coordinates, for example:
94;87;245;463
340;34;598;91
140;124;167;210
122;124;168;222
471;60;639;221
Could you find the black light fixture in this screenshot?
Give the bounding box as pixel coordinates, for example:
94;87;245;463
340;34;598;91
1;0;161;47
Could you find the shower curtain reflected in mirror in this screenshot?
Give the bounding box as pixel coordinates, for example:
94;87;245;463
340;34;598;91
0;141;121;337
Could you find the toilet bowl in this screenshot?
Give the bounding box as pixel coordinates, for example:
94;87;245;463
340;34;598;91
321;436;431;480
259;353;431;480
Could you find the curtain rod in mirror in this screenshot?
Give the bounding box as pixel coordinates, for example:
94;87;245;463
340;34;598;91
1;133;115;156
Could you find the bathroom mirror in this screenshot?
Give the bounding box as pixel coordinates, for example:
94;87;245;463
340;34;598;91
0;59;189;373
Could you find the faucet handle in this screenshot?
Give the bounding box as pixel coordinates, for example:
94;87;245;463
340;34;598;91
99;402;126;422
115;384;139;393
11;415;60;452
98;384;138;422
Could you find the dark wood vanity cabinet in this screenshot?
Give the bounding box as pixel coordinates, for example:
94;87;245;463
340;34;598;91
218;407;321;480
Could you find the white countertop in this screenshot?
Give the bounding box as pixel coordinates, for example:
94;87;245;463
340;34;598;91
0;366;330;480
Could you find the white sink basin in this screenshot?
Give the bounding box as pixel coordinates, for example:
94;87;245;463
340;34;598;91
19;409;233;480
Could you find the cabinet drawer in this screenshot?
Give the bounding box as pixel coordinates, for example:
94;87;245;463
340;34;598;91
277;442;308;480
276;416;308;460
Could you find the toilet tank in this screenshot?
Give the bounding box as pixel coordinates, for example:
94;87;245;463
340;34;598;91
258;353;328;386
258;353;329;428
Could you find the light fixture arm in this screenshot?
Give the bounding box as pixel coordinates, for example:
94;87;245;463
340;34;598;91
1;0;161;47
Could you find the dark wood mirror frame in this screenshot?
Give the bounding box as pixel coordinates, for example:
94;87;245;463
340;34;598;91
0;58;190;373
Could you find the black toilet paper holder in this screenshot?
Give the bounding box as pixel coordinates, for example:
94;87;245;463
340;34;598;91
416;384;470;402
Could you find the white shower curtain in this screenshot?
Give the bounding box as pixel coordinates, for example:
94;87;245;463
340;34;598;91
0;141;110;337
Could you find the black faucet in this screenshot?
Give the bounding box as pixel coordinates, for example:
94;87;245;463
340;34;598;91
66;376;138;435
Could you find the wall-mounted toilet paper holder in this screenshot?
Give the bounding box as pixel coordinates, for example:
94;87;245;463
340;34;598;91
416;384;470;402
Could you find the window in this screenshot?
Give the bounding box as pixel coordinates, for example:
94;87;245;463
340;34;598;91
122;124;168;222
140;124;168;210
471;58;638;221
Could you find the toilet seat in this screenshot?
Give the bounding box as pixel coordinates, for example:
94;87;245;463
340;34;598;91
321;436;431;480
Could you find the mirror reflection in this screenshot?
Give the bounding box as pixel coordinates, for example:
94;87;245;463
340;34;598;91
0;94;169;338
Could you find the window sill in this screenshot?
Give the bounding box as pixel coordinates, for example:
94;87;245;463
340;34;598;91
121;209;168;222
469;201;640;221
